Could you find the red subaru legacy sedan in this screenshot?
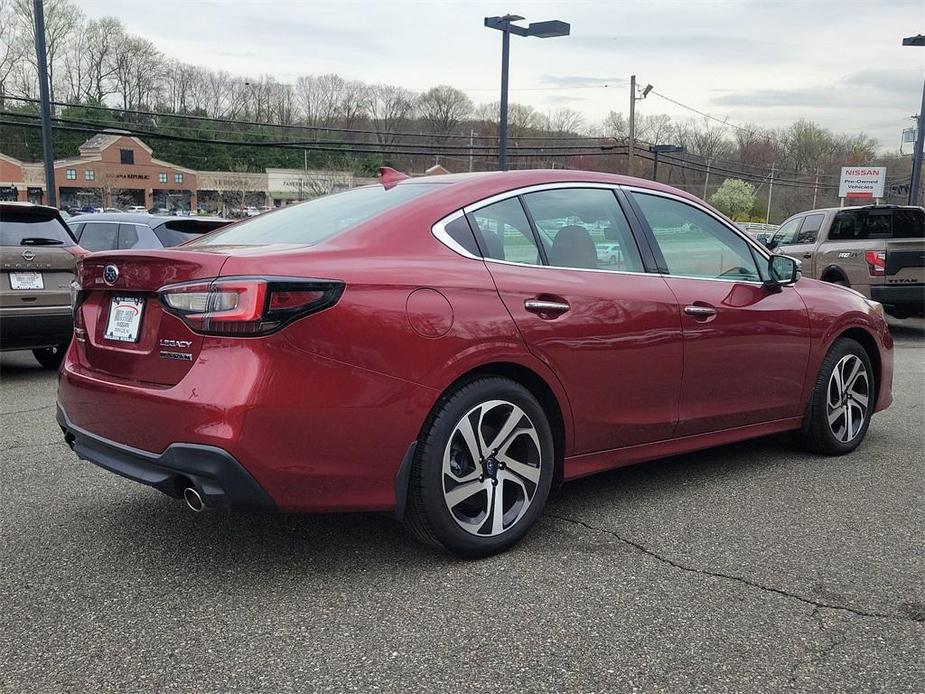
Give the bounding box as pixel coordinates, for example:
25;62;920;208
57;169;893;556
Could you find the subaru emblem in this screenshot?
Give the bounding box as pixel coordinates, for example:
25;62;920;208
103;264;119;285
21;249;35;261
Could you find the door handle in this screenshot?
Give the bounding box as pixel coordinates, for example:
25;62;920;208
683;305;717;318
525;298;570;317
802;253;812;259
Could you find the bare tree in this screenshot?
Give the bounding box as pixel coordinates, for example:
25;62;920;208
364;83;415;145
111;35;163;110
12;0;82;104
417;85;472;143
543;107;584;135
0;0;25;106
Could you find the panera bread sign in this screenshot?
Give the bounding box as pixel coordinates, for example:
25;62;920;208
838;167;886;199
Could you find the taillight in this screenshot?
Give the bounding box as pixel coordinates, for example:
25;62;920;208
158;277;343;336
864;251;886;276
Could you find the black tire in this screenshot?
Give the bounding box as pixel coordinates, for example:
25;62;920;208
403;376;555;558
32;345;66;370
797;338;874;455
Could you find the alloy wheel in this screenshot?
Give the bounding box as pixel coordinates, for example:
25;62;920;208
442;399;543;537
826;354;870;443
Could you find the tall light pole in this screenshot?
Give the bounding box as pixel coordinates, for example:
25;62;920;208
628;77;652;176
33;0;56;207
903;34;924;206
485;14;570;171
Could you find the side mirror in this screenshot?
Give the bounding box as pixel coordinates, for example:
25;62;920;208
763;237;780;251
766;254;800;290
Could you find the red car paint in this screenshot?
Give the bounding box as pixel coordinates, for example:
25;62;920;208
58;170;893;512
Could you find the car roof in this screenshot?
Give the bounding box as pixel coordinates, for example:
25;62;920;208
390;168;713;216
67;212;229;226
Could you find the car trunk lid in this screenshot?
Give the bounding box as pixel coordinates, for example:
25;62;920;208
74;249;230;386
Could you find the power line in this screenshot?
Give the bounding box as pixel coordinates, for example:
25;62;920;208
1;95;606;143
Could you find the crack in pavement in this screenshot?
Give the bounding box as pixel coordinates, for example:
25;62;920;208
0;404;55;416
2;441;67;452
546;512;924;624
786;606;848;690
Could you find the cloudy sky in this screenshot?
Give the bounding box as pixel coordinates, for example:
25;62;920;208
80;0;923;150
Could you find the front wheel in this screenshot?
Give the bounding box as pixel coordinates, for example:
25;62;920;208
32;345;66;370
403;377;555;557
798;338;874;455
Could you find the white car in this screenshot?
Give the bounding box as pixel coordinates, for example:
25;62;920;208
243;206;260;217
595;242;624;265
126;205;148;214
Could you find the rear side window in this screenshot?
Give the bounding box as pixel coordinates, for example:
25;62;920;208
79;222;119;251
827;209;922;240
522;188;644;272
468;198;541;265
795;213;824;244
0;208;75;246
153;219;230;247
191;184;444;247
118;224;140;249
893;209;925;238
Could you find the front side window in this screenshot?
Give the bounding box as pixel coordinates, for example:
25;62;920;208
522;188;644;272
174;173;183;184
633;192;761;282
158;173;168;183
65;169;76;180
84;170;95;181
795;213;824;244
468;197;540;265
192;183;444;247
120;149;134;164
772;217;803;246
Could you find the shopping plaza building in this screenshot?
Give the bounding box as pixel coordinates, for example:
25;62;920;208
0;131;368;212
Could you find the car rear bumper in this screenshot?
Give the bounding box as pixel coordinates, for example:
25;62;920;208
57;404;276;510
0;306;72;350
870;284;924;315
57;336;436;513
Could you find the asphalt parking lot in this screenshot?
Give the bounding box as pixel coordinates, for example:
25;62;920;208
1;320;923;694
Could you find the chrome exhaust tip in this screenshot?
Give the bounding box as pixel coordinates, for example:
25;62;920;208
183;487;205;512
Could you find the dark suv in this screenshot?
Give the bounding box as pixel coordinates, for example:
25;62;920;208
0;202;82;368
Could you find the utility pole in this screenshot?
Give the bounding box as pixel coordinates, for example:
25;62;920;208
469;129;475;172
33;0;56;207
766;163;776;223
703;159;711;199
812;168;820;208
903;35;924;206
909;76;925;205
628;75;636;176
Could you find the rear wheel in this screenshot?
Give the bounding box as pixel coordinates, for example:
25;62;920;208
798;338;873;455
32;345;66;370
404;377;554;557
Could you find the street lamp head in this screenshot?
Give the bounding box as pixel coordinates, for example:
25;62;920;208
902;34;925;46
526;20;570;38
641;84;653;98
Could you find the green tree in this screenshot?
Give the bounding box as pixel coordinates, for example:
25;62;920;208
709;178;756;221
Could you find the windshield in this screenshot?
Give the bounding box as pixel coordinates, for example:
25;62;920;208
190;183;444;247
0;208;76;246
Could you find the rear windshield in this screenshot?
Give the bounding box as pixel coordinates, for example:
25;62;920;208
190;183;444;247
0;208;76;246
153;219;230;247
828;208;925;240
